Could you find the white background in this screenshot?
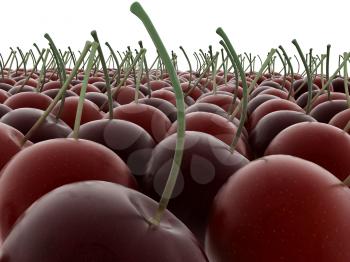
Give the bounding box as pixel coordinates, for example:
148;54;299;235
1;0;348;72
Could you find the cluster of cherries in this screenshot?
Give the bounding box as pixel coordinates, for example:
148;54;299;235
1;2;350;261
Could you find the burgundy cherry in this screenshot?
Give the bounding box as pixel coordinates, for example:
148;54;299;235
4;92;52;110
70;83;102;95
309;100;348;123
41;88;78;99
137;97;177;122
329;108;350;132
144;131;249;244
0;181;208;261
206;155;350;261
52;96;103;129
0;138;136;242
265;122;350;181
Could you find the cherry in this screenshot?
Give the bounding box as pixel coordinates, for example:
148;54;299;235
292;79;319;99
14;78;37;88
0;138;136;242
310;92;347;109
249;85;289;99
8;85;35;95
246;94;278;116
3;92;52;110
258;87;293;100
42;80;63;91
196;93;241;115
332;77;350;93
70;119;155;182
295;90;323;108
247;98;304;131
85;92;118;113
0;78;15;86
112;85;145;105
0;108;72;143
151;89;177;106
0;104;11;118
0;181;208;261
70;82;102;95
87;76;105;84
167;112;251;159
185;102;228;119
329;108;350;132
144;131;249;244
265;122;350;181
309;100;348;123
41;88;78;99
146;79;171;91
137;97;177;122
249;110;316;158
206;155;350;261
52;96;103;129
0;90;9;103
106;103;172;143
0;83;13;92
0;122;32;171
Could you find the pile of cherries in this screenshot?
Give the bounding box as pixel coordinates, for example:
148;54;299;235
1;2;350;261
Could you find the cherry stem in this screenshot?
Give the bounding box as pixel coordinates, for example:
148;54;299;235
179;46;192;89
308;53;350;108
131;1;186;226
211;51;219;95
37;49;50;92
138;41;151;97
73;42;99;139
343;52;350;108
292;39;313;114
16;47;27;76
194;52;200;73
44;34;67;83
134;51;145;103
20;41;92;146
91;31;114;120
216;28;248;153
279;45;294;100
275;49;287;89
326;44;331;99
0;56;3;79
105;42;121;86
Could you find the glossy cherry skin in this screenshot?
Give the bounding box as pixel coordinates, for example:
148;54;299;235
0;138;136;242
112;86;145;105
85;92;118;113
258;87;293;101
3;92;52;110
310;92;347;109
137;97;177;122
249;110;316;158
41;88;78;99
52;96;103;129
144;131;249;244
70;119;155;182
0;83;13;92
0;78;15;86
0;108;72;143
329;108;350;132
196;93;241;116
185;102;228;119
0;104;11;118
265;122;350;181
295;90;323;108
0;90;9;104
145;79;171;91
309;100;348;123
7;85;36;95
332;77;350;93
246;94;278;116
206;155;350;262
0;122;32;171
107;103;172;143
70;83;102;95
292;79;319;99
167;112;251;159
0;181;208;261
247;98;304;131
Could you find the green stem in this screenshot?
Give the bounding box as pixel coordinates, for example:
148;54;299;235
91;31;114;120
279;45;294;100
343;52;350;108
135;51;145;103
105;42;121;86
73;42;99;139
21;41;92;146
138;40;151;97
179;46;192;89
131;1;186;226
275;49;286;89
292;39;313;114
326;44;331;99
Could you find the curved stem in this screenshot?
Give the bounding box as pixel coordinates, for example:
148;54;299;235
279;45;294;100
91;31;114;120
134;51;145;103
21;41;92;146
16;47;27;76
105;42;121;86
73;42;99;139
179;46;192;89
292;39;313;114
326;44;331;99
216;28;248;154
275;49;286;89
343;52;350;108
37;49;50;92
131;1;186;226
44;34;67;83
294;54;300;74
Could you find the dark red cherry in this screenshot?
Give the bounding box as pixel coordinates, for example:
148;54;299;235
309;100;348;123
137;97;177;122
4;92;52;110
0;181;208;261
0;138;136;242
